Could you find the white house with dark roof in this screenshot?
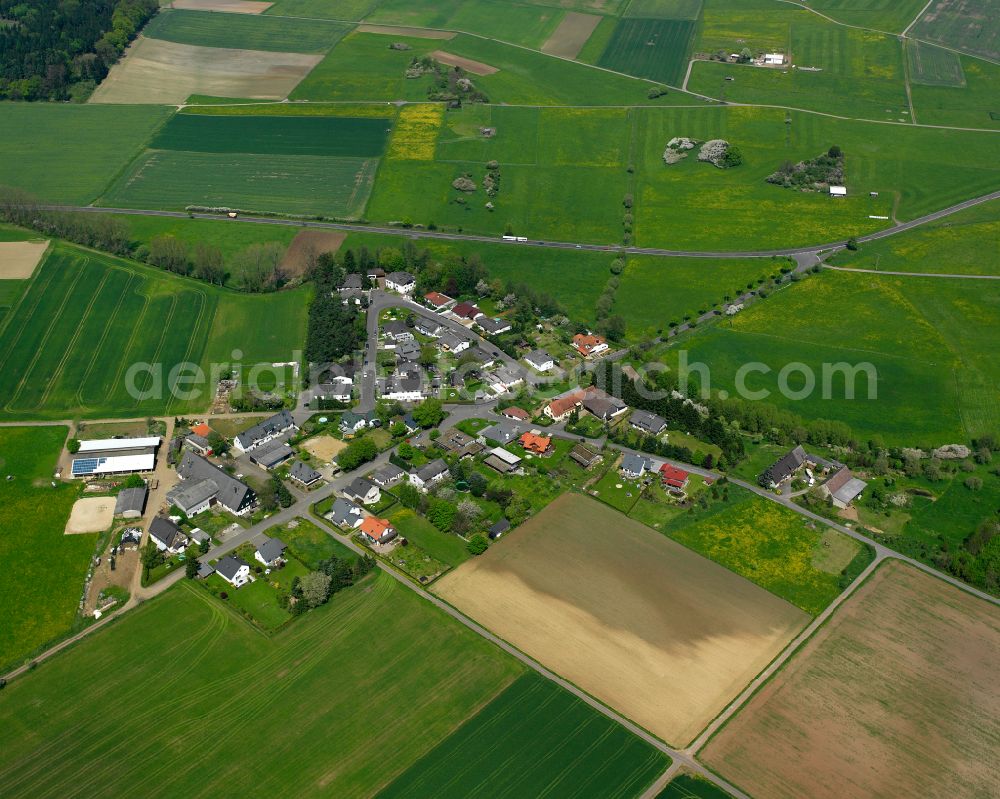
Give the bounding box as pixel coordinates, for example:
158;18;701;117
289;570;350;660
233;410;297;453
215;556;251;588
326;497;364;528
620;453;653;479
409;459;449;491
371;463;405;487
476;316;512;336
385;271;416;294
173;451;257;515
524;349;554;372
382;319;413;342
629;410;666;436
255;537;287;567
289;460;322;487
148;517;189;554
414;318;444;337
345;477;381;505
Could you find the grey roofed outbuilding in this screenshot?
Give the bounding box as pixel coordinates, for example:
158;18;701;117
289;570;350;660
488;518;510;539
184;432;213;452
177;451;256;514
114;486;147;516
372;463;405;485
235;410;296;451
480;421;521;445
630;409;666;434
148;517;186;550
189;528;210;544
215;555;250;581
256;536;286;564
832;477;867;506
327;497;363;527
289;460;322;485
196;561;215;579
166;478;218;513
250;441;294;470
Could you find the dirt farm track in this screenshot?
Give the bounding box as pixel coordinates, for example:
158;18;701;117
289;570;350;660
433;493;809;746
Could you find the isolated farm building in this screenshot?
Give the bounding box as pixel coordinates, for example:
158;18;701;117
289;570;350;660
519;432;552;455
327;497;364;528
500;406;531;422
249;441;294;471
546;391;584;422
215;555;252;588
339;273;364;291
437;331;470;353
761;445;809;488
371;463;405;487
659;464;690;489
476;316;512;336
621;453;653;479
148;517;189;554
415;318;444;337
569;444;602;469
71;436;160;478
385;271;416;294
829;185;847;197
488;518;510;540
573;333;609;358
359;516;396;545
184;432;214;457
630;410;667;436
382;320;413;342
234;410;297;453
820;466;867;508
289;460;322;487
114;486;147;519
524;349;555;372
345;477;381;505
409;459;449;490
424;291;454;311
582;392;627;421
255;536;287;567
174;451;257;515
480;420;521;445
484;447;522;474
452;302;483;322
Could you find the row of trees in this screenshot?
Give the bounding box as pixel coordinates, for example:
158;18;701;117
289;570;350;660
0;0;158;101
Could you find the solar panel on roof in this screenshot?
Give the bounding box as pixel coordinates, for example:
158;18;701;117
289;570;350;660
71;457;105;475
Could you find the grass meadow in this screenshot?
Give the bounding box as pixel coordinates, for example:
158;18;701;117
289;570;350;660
598;18;697;85
807;0;929;33
101;150;379;217
264;0;381;19
377;672;670;798
143;8;352;53
0;427;92;672
0;244;307;419
666;269;1000;443
910;54;1000;129
0;104;172;204
115;214;303;262
0;575;530;796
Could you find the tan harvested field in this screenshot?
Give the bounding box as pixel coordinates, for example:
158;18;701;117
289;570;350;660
429;50;498;76
703;560;1000;799
169;0;272;12
280;230;345;276
301;434;346;462
357;24;455;39
89;37;321;104
433;493;808;746
0;241;48;279
65;497;115;534
541;11;602;59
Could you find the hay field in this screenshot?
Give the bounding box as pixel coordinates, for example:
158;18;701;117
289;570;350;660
703;561;1000;799
65;498;115;534
144;8;351;52
541;11;603;58
433;493;809;746
89;38;322;104
0;241;49;279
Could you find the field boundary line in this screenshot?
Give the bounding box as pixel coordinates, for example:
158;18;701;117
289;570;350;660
74;272;139;410
37;268;111;410
6;265;87;411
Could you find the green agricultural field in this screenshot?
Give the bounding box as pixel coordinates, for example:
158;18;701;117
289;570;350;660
906;38;965;86
666;269;1000;443
264;0;380;19
101;150;378;218
181;101;398;118
911;0;1000;61
626;0;703;19
598;18;697;86
377;672;670;798
615;256;775;338
153;112;390;157
143;8;351;53
0;575;530;796
828;199;1000;275
689;23;908;121
910;54;1000;129
807;0;930;33
0;103;172;204
575;14;619;63
0;426;93;672
366;0;566;48
657;773;733;799
0;244;306;419
696;0;794;54
641;490;870;615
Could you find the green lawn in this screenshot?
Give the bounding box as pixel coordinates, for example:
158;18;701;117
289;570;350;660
0;575;531;796
100;150;379;218
377;672;670;798
910;52;1000;130
0;103;172;204
0;427;93;672
388;506;470;566
273;517;357;569
0;243;306;419
143;8;351;52
591;464;646;513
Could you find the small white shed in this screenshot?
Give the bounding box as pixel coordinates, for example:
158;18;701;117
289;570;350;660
829;185;847;197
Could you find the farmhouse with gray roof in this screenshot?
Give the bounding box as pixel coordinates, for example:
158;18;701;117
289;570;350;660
175;451;257;515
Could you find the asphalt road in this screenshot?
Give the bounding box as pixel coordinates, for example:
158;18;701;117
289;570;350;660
39;188;1000;258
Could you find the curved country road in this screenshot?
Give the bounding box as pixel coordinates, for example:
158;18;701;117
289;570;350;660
39;187;1000;259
